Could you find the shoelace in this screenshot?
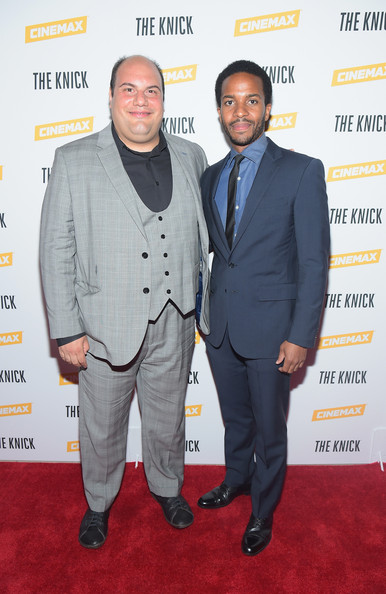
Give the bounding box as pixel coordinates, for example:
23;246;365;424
87;511;106;528
166;495;188;511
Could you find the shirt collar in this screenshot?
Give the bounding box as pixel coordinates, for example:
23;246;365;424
228;133;268;166
111;122;167;158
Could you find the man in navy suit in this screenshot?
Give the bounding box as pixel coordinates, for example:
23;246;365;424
198;60;330;556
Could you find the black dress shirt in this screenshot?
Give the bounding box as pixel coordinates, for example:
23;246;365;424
112;123;173;212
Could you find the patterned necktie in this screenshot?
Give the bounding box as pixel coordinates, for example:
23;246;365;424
225;154;245;248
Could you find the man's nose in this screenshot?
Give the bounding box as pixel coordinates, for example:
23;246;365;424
233;101;248;117
133;91;147;106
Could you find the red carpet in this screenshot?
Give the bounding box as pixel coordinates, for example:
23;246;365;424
1;463;384;593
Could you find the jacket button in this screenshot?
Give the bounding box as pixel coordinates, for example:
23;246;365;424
163;253;168;258
166;289;171;294
142;252;148;259
161;234;166;239
229;262;235;268
165;271;170;276
143;288;150;294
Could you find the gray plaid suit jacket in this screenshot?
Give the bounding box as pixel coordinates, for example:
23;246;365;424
40;124;210;366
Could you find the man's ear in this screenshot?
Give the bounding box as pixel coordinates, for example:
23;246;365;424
265;103;272;122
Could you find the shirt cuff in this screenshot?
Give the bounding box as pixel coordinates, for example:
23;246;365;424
56;332;86;347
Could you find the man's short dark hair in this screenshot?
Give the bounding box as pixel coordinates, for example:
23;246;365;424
215;60;272;107
110;56;165;98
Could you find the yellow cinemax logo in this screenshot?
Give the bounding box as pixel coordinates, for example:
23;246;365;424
0;403;32;417
0;332;22;346
195;331;201;344
185;405;202;417
327;160;385;182
330;249;381;269
25;17;87;43
268;112;297;131
0;165;2;180
59;372;79;385
235;10;300;36
332;62;386;86
0;253;13;267
162;65;197;85
312;404;366;422
35;117;94;141
67;440;80;452
319;331;373;349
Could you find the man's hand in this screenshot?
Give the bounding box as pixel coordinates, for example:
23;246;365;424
58;336;90;368
276;341;307;374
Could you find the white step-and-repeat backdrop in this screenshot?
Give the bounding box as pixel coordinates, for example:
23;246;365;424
1;1;385;466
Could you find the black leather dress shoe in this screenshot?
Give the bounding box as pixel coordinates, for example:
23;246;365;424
78;508;109;549
151;493;194;529
241;513;273;556
197;482;250;509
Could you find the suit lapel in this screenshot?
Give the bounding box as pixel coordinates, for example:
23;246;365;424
167;136;210;254
96;125;146;238
231;139;282;251
206;158;230;253
167;138;195;192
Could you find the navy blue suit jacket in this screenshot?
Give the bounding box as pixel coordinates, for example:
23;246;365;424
201;137;330;359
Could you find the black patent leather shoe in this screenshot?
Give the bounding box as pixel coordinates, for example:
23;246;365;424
197;482;251;509
241;513;273;556
151;493;194;529
78;508;109;549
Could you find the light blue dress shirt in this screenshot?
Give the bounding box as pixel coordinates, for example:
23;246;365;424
214;134;268;241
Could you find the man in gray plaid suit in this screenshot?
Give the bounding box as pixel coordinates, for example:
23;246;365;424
40;55;210;549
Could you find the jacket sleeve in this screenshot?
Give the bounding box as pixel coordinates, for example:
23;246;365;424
286;158;330;348
39;148;84;339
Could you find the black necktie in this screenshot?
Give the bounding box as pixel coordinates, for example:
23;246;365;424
225;154;245;248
